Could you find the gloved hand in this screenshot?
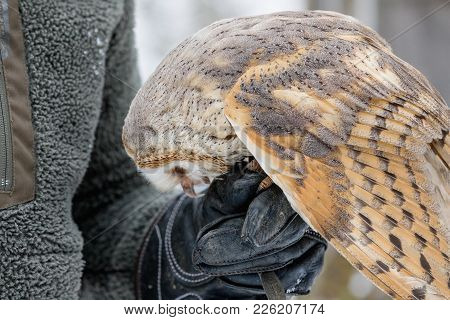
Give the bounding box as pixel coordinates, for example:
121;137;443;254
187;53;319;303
135;162;327;300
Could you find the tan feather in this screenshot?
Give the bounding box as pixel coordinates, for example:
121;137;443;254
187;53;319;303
224;29;449;299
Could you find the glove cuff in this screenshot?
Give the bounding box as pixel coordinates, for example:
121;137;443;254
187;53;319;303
134;197;168;300
135;194;215;299
135;194;270;299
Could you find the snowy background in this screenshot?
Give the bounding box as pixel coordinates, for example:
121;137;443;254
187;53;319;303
133;0;450;299
135;0;378;81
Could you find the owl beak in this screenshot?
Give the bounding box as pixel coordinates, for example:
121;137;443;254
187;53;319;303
180;176;197;198
179;176;212;198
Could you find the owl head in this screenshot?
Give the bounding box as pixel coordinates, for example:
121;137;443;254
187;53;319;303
121;29;251;196
121;71;249;195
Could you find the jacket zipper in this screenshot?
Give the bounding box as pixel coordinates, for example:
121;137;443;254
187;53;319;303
0;55;13;192
0;0;35;208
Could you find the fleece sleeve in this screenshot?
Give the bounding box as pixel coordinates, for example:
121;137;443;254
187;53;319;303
0;0;91;299
71;1;174;299
0;0;170;300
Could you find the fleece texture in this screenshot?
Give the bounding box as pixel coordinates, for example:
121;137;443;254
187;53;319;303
0;0;170;299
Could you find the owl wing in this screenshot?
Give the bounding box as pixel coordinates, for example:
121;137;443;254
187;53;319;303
224;35;449;299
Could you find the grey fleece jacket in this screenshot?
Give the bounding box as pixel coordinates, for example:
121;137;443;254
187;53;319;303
0;0;170;299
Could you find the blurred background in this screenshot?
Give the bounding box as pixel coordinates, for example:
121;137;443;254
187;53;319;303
133;0;450;299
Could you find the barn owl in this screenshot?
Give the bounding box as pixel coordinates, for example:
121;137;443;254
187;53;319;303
123;11;450;299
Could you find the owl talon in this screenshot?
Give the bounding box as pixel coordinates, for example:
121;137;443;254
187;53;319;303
181;177;197;198
258;176;273;192
246;160;272;191
246;159;265;174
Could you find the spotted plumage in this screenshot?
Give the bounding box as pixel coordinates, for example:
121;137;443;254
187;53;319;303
123;11;450;299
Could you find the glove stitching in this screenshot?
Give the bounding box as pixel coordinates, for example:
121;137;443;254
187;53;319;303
135;196;172;300
304;228;327;245
165;195;213;283
155;225;163;300
175;292;203;300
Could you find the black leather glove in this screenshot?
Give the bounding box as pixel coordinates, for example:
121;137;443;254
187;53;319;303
135;163;327;300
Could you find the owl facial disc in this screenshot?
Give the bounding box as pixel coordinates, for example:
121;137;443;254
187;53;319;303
138;161;213;197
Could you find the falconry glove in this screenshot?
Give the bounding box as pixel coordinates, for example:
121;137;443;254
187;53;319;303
136;163;326;299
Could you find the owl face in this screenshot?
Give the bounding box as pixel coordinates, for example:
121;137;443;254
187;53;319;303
138;160;215;197
122;70;248;196
122;100;235;196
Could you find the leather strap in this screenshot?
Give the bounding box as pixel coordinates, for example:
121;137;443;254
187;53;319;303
259;271;286;300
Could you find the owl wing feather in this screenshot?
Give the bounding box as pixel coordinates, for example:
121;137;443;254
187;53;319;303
224;35;449;299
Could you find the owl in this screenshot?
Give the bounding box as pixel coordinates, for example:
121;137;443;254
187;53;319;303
123;11;449;299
